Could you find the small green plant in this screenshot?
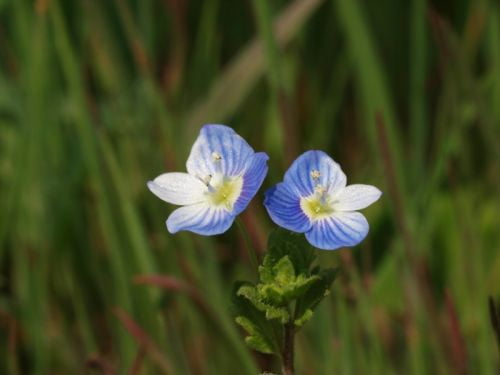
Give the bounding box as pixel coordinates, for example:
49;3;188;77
148;126;380;374
233;229;337;373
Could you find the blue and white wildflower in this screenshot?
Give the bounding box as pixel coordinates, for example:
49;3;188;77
148;124;269;235
264;150;381;250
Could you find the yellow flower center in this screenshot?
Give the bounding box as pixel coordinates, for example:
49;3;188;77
207;176;243;211
300;197;334;220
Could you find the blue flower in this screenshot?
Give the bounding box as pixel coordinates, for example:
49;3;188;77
148;124;269;235
264;150;381;250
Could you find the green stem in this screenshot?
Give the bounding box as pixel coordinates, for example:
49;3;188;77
236;218;259;273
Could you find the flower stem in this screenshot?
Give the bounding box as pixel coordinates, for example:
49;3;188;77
282;322;295;375
236;218;259;273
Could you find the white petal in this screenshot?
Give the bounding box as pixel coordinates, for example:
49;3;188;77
147;172;207;205
166;203;234;235
332;184;382;211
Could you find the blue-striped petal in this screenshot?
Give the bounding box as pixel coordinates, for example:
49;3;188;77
233;152;269;215
264;182;312;233
305;211;369;250
186;124;254;178
147;172;207;205
166;203;234;235
284;150;346;197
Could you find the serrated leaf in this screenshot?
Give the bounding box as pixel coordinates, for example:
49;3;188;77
235;316;273;354
294;309;313;326
237;284;289;323
283;273;320;300
257;283;286;305
274;256;295;285
258;258;274;284
232;282;283;355
245;335;273;354
265;307;290;323
294;268;337;327
257;256;320;305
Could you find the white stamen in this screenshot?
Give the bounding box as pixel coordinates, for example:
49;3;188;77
211;151;222;161
310;170;321;179
201;174;212;186
314;184;326;195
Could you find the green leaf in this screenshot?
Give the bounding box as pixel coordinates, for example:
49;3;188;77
274;256;295;285
257;283;285;305
233;231;338;354
266;229;316;275
237;284;290;323
258;255;274;284
294;268;338;327
235;317;273;354
232;281;284;356
284;273;320;300
257;253;321;305
294;309;313;327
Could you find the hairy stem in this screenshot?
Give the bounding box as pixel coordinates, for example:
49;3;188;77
282;322;295;375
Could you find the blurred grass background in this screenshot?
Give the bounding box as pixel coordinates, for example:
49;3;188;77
1;0;500;373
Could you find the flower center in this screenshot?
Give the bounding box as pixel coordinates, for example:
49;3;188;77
300;184;334;220
206;175;243;211
300;197;334;220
